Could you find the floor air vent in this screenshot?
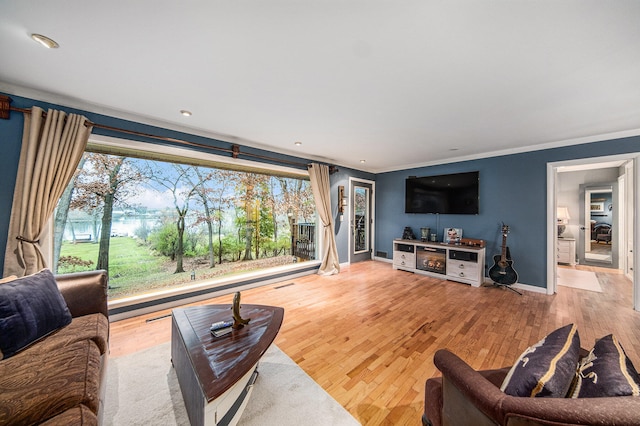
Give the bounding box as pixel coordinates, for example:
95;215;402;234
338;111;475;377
274;283;295;289
145;313;172;323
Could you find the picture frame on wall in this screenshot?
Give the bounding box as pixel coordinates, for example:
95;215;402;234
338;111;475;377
590;202;605;213
444;228;462;244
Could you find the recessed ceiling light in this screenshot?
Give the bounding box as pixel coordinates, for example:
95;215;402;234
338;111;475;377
449;148;459;151
180;110;192;117
360;160;366;163
31;33;59;49
294;141;302;146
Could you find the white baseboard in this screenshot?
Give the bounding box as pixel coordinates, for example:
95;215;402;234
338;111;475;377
108;263;320;322
513;282;548;294
481;277;547;294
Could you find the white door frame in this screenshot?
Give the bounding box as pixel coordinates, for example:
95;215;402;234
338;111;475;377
618;173;627;275
348;177;376;264
546;153;640;310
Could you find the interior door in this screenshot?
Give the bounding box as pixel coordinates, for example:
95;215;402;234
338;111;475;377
350;182;373;263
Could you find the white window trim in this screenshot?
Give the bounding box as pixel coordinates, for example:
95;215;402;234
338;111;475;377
90;134;310;178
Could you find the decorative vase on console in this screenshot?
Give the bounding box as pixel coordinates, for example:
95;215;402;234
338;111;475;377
402;227;416;240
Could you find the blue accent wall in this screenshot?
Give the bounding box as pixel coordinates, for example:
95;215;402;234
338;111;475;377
376;136;640;288
0;99;25;267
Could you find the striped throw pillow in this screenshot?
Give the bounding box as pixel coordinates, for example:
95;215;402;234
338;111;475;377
571;334;640;398
501;324;580;397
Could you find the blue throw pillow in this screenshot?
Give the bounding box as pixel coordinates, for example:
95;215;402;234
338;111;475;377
0;269;72;359
501;324;581;397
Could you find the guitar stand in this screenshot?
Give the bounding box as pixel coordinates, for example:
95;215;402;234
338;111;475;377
493;282;522;296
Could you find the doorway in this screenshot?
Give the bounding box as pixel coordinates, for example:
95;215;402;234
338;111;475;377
349;178;375;263
547;154;639;310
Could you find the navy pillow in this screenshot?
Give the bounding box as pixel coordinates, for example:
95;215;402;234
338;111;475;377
571;334;640;398
0;269;72;359
501;324;581;397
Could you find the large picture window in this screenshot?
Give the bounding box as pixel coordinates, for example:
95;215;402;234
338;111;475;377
53;138;317;302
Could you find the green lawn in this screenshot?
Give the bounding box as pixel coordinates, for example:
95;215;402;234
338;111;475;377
59;237;297;299
59;238;168;297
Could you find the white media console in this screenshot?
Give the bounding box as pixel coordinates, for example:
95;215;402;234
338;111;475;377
392;239;486;287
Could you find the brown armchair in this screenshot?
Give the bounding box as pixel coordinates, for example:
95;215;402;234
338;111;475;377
423;349;640;426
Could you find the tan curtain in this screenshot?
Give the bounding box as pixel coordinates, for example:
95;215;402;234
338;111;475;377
4;107;92;277
308;163;340;275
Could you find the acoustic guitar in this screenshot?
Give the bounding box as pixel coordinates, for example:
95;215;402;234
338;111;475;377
489;224;519;286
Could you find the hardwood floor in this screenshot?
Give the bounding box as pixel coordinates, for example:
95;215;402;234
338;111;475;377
109;260;640;425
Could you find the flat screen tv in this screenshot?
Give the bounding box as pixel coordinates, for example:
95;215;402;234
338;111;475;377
405;171;479;214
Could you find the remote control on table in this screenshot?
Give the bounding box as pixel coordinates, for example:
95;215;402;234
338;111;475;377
210;321;233;331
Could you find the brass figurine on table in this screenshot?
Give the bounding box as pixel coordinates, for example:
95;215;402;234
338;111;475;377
232;291;251;329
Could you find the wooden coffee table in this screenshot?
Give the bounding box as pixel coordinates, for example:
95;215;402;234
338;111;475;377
171;304;284;426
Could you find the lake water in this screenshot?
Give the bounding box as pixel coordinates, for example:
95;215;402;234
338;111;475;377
63;216;161;241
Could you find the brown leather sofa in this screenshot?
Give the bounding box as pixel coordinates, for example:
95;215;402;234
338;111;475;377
0;270;109;425
423;349;640;426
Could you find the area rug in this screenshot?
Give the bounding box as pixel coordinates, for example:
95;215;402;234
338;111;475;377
104;342;360;426
557;268;603;293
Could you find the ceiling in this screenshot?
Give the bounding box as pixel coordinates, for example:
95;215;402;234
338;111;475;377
1;1;640;173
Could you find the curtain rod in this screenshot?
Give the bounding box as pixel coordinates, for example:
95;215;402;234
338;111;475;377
0;95;340;171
